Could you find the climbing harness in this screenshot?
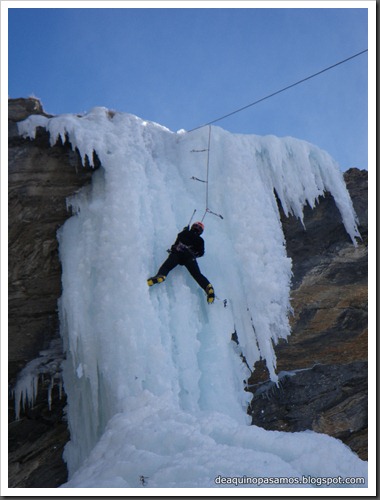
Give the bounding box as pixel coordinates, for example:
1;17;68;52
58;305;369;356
190;126;223;222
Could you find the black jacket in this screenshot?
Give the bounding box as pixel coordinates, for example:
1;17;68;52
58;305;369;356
171;227;205;261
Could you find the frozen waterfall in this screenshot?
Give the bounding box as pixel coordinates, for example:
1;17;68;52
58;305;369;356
17;109;366;490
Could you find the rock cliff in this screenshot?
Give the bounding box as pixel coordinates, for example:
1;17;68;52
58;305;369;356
7;98;368;487
8;98;98;487
247;168;368;460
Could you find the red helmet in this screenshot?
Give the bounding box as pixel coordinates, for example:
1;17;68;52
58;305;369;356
191;221;204;234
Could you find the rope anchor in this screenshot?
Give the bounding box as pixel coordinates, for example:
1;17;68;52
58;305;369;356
205;207;223;220
191;176;207;183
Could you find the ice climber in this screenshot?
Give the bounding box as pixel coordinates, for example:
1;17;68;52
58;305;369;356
147;221;215;304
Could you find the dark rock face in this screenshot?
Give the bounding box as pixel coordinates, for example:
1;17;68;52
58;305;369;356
247;168;368;460
8;98;98;488
8;385;69;488
8;103;97;384
249;363;367;457
8;97;52;134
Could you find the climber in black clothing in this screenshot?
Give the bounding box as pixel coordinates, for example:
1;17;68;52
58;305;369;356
147;222;215;304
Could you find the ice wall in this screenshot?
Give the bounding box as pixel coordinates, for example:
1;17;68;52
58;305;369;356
17;109;363;486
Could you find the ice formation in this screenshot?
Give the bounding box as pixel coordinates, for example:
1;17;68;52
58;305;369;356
17;109;365;490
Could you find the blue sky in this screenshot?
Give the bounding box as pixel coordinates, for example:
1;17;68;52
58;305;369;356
7;3;370;170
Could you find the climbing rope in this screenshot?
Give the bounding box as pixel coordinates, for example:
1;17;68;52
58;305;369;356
190;125;223;222
186;49;368;224
187;49;368;133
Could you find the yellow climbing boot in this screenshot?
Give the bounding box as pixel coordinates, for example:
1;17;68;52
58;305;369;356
147;275;166;287
206;284;215;304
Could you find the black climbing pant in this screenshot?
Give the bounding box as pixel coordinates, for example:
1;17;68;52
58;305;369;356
157;252;210;291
